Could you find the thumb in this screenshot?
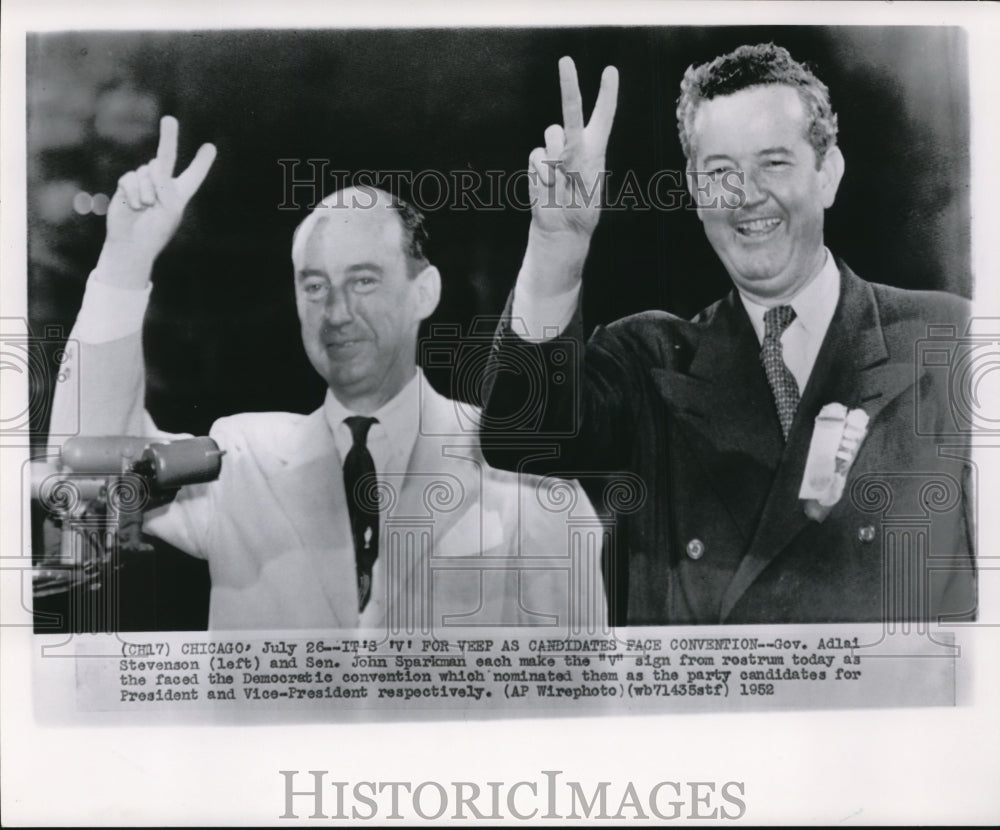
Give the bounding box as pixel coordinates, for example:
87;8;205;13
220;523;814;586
175;143;217;204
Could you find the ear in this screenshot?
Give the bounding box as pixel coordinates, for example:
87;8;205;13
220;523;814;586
413;265;442;321
818;145;845;209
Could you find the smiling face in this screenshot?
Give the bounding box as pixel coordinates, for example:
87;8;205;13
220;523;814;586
688;84;844;304
293;195;440;413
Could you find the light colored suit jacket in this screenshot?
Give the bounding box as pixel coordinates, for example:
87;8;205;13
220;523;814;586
50;324;606;634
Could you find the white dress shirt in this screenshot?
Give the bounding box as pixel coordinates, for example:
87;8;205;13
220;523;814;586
322;369;421;476
510;278;581;342
322;370;423;627
737;248;841;394
75;275;153;343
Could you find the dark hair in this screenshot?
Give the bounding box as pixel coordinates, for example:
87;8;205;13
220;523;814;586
291;187;430;278
390;195;430;277
676;43;838;167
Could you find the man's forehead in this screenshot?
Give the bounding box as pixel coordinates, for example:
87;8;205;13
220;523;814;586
294;202;405;269
692;84;810;156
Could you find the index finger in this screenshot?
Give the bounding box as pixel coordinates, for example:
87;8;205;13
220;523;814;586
558;56;585;140
587;65;620;149
155;115;179;175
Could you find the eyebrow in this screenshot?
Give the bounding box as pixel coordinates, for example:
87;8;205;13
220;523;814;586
701;147;794;165
701;154;735;166
345;263;385;275
295;263;386;279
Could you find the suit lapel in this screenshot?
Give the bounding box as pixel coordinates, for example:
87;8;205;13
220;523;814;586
261;388;502;630
719;264;915;620
362;384;485;629
266;409;358;627
651;291;784;540
391;384;483;542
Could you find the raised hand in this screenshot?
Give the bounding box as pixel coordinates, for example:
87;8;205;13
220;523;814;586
103;115;216;274
519;58;618;300
528;57;618;239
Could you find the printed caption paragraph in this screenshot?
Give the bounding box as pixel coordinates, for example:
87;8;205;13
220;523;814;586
40;625;959;720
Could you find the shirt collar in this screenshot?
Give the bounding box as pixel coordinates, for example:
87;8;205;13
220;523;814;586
322;368;423;467
739;248;840;343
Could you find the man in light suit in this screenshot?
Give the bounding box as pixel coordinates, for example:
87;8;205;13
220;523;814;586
48;117;605;632
480;44;976;625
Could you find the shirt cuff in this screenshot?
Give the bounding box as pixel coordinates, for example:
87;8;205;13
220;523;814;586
74;275;152;343
510;280;581;342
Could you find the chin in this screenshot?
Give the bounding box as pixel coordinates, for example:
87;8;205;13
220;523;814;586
728;252;790;282
329;369;369;392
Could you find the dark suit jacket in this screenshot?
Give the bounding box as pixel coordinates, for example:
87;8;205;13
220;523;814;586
481;260;977;625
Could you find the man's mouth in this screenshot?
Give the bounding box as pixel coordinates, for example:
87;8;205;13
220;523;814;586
735;217;782;237
326;339;365;351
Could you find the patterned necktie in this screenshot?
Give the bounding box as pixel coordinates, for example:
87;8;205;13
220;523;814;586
343;416;380;611
761;305;800;440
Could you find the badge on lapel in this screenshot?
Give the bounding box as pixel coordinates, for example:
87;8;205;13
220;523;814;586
799;403;870;522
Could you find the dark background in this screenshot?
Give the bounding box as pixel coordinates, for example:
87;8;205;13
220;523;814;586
27;26;971;631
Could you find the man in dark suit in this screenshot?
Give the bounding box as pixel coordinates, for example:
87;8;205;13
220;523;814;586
480;44;977;625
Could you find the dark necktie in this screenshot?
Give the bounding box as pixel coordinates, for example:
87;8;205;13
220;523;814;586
343;416;380;611
761;305;800;440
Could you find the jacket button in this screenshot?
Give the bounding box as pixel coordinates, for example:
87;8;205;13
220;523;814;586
686;538;705;560
858;525;876;543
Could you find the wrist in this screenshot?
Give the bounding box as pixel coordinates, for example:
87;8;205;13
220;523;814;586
519;223;591;299
94;241;155;289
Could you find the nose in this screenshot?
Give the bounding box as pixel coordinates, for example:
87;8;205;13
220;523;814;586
323;286;354;327
738;167;768;208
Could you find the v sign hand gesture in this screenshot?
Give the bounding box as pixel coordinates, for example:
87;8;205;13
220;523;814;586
520;58;619;299
529;57;619;237
100;116;216;287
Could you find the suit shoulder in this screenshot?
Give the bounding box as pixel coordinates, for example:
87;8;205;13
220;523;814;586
599;308;698;362
869;281;970;328
481;461;598;523
208;410;309;451
605;308;691;335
